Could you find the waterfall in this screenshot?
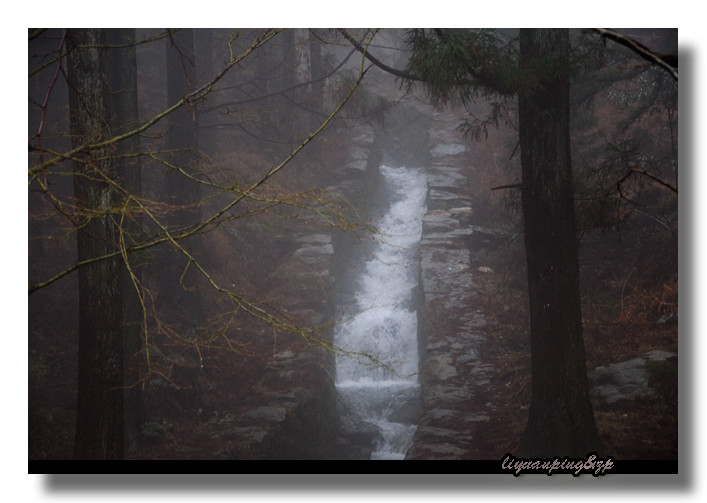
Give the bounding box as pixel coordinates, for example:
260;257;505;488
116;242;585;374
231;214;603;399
335;164;427;460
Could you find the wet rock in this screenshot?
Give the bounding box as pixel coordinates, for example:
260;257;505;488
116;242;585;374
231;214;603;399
334;402;380;459
388;397;422;425
428;355;458;381
589;350;677;405
455;349;479;364
417;442;467;458
427;171;467;187
422;213;458;233
430;143;467;157
418;426;460;438
292;243;334;262
426;407;459;420
429;189;463;202
464;413;490;423
449;206;473;217
296;233;332;246
425;384;472;402
339;415;381;445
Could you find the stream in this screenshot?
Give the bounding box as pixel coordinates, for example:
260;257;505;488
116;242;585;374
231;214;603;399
335;163;427;460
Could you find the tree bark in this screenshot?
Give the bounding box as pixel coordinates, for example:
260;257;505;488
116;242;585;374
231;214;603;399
67;28;124;459
105;28;146;447
517;28;601;457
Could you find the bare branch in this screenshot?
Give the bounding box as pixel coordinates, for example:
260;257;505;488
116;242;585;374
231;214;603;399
491;183;522;191
28;29;282;178
617;168;678;195
338;29;421;81
594;28;678;81
29;53;371;296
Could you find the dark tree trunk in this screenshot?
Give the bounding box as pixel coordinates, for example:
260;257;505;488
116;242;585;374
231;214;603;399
105;28;146;446
281;29;296;144
163;28;205;332
517;28;601;457
253;29;293;154
308;29;324;157
309;29;324;110
193;29;215;157
67;28;124;459
166;28;200;227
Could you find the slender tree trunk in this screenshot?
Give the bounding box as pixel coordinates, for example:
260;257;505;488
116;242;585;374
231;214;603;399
166;28;200;228
105;28;146;447
309;29;323;110
280;29;296;144
308;29;324;157
254;29;293;154
163;28;205;333
67;28;124;459
517;28;601;458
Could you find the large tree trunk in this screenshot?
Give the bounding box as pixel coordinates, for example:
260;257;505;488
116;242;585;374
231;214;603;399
105;28;146;447
517;28;601;457
67;28;124;459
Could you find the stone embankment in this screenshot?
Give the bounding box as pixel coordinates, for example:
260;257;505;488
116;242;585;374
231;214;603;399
395;99;504;459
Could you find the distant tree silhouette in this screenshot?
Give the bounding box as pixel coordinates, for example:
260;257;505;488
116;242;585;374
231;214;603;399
66;28;125;459
29;28;374;458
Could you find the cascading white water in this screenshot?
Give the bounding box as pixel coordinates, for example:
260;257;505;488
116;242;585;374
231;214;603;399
335;164;427;460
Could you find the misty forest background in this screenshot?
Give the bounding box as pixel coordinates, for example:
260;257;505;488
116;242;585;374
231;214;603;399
27;27;678;461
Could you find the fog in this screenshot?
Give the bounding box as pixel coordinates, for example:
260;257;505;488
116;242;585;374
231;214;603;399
28;29;678;466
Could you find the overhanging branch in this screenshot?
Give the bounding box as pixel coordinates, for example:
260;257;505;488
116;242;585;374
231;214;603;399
337;29;422;81
594;28;678;81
